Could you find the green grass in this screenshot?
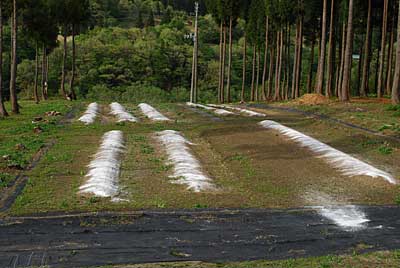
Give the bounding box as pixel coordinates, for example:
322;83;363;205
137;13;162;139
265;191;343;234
0;100;75;184
289;102;400;136
92;250;400;268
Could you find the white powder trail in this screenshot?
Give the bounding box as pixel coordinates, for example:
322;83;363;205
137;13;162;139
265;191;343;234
305;191;370;231
259;120;396;184
80;130;125;199
78;103;99;125
319;205;370;230
110;102;138;123
156;130;215;192
139;103;170;121
208;104;266;117
186;102;234;116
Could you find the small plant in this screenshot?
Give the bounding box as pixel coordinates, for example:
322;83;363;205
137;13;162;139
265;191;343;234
148;157;162;164
133;135;146;142
60;200;69;209
378;145;393;155
157;164;172;173
0;172;13;188
378;124;392;131
386;104;400;112
194;203;208;209
154;199;166;208
88;196;100;204
228;154;247;162
140;144;154;154
361;139;381;148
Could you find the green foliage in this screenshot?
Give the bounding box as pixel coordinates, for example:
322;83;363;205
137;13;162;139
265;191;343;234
378;144;394;155
0;172;13;188
387;105;400;112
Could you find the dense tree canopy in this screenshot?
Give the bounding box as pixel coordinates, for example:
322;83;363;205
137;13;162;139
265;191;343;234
0;0;400;118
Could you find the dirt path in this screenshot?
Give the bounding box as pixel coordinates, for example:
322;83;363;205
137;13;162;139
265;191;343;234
1;208;400;267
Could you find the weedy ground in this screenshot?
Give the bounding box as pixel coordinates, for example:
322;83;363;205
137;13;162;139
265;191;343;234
90;250;400;268
1;99;400;267
0;100;399;215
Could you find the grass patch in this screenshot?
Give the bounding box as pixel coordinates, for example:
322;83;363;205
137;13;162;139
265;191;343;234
0;172;13;188
96;250;400;268
378;144;394;155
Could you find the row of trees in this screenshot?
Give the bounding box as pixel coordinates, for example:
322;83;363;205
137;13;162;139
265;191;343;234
206;0;400;104
0;0;89;117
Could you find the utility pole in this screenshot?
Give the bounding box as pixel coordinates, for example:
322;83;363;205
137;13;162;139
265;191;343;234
190;2;199;103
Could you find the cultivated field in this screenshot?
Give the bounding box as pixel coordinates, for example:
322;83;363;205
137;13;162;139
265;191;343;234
0;99;399;267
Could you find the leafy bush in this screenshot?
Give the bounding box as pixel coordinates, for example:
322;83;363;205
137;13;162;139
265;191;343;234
386;105;400;112
121;82;175;103
378;145;393;155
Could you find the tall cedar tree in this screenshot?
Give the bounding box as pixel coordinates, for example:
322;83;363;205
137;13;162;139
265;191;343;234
0;2;7;117
9;0;19;114
315;0;328;95
341;0;354;101
392;0;400;104
360;0;372;97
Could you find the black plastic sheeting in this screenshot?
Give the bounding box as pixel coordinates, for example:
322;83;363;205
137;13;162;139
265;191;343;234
1;207;400;267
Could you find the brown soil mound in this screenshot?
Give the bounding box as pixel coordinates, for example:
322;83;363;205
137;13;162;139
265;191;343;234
296;94;329;105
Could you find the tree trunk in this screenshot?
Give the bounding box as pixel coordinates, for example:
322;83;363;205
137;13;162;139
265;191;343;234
241;33;247;103
9;0;19;114
315;0;328;94
385;25;394;95
226;16;233;103
295;18;303;99
356;43;363;96
391;0;400;104
378;0;388;98
218;21;223;103
0;4;8;117
307;37;315;93
69;24;77;100
262;17;269;100
360;0;372;97
34;43;39;104
292;17;304;99
274;32;280;100
275;31;283;101
341;0;354;102
255;48;261;101
267;46;274;99
338;23;347;100
326;0;335;97
42;45;48;100
279;31;284;99
250;45;256;101
291;19;300;99
61;26;68;98
221;25;226;103
285;24;291;100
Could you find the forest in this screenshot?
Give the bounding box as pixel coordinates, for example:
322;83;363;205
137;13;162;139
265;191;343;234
0;0;399;113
